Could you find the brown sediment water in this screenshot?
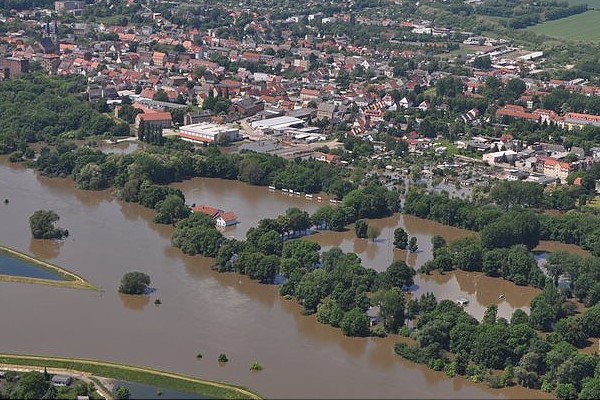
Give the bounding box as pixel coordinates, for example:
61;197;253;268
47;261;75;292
0;156;555;399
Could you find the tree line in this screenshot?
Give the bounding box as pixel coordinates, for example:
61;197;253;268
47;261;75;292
403;186;600;257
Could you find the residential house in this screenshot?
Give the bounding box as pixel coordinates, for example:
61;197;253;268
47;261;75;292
562;112;600;130
398;96;412;109
417;100;430;112
184;110;212;125
299;88;320;101
52;375;73;387
191;205;238;227
232;97;264;117
317;102;337;120
135;111;172;129
313;151;341;164
216;211;238;227
537;156;574;183
191;205;223;218
152;51;167;67
495;104;540;122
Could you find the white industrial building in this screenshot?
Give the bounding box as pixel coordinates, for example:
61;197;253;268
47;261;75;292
482;150;518;165
178;122;241;144
251;116;305;131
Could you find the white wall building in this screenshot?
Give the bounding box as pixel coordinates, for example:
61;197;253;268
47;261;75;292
178;122;240;144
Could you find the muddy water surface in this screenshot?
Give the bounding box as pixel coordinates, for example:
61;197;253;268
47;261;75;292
0;158;553;398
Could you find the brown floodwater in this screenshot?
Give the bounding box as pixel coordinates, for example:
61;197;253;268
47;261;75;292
305;215;543;321
0;157;554;399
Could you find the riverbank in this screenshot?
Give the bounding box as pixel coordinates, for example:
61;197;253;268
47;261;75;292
0;245;98;291
0;354;261;400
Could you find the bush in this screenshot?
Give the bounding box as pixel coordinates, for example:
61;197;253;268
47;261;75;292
218;353;228;363
249;361;263;371
398;326;411;337
371;325;387;337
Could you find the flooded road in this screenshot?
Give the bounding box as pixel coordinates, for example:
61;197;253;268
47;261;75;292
0;157;553;399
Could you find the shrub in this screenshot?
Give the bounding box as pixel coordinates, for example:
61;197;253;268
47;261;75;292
249;361;263;371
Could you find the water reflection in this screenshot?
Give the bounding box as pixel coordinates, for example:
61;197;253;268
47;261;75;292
100;141;141;155
29;238;63;260
34;173;112;210
414;270;538;321
119;293;151;311
309;214;471;272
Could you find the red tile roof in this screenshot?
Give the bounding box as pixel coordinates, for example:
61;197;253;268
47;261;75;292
138;112;172;121
218;211;237;222
191;205;223;217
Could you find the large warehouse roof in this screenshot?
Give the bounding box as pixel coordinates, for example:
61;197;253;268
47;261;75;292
251;116;305;130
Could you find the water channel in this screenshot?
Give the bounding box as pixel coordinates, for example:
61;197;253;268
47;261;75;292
0;155;558;398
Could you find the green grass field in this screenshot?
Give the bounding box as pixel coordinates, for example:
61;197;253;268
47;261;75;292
527;10;600;41
565;0;600;9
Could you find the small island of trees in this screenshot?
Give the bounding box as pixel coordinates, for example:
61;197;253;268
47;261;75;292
118;272;151;295
29;210;69;240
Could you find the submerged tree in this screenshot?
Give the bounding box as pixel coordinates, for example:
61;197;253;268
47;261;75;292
367;225;381;242
393;227;408;249
409;237;418;253
355;219;368;238
118;272;151;295
29;210;69;239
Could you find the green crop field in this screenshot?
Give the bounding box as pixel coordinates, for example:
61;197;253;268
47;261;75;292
526;11;600;41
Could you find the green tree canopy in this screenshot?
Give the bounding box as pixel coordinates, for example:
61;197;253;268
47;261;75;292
118;271;151;295
29;209;69;239
340;307;370;337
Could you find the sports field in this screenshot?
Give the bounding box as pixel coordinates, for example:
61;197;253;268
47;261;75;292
527;10;600;41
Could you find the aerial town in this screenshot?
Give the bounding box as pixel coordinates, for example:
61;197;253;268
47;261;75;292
3;0;600;398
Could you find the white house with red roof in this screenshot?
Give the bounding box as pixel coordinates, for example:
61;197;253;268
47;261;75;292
191;205;238;227
216;211;238;227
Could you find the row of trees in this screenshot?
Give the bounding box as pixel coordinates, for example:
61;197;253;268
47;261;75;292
404;186;600;256
31;141;360;201
138;122;165;146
